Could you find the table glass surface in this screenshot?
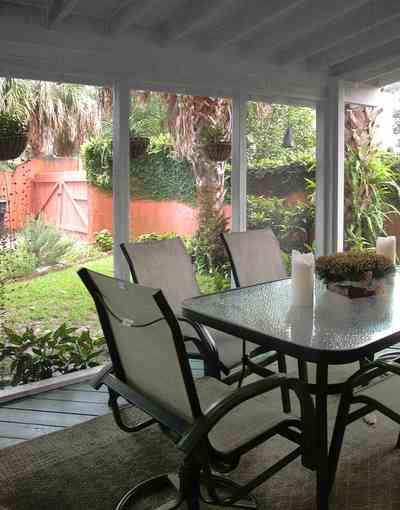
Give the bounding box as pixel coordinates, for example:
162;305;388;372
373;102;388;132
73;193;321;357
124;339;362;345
183;272;400;360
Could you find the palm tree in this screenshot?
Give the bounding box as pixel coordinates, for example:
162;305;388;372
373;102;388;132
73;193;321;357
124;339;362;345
162;94;231;272
0;79;100;157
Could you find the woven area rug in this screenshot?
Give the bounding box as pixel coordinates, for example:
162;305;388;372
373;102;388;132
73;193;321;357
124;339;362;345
0;378;399;510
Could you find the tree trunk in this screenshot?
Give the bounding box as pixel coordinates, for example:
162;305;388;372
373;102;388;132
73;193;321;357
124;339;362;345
191;152;228;274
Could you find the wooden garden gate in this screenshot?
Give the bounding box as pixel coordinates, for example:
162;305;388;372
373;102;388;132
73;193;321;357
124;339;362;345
33;171;89;240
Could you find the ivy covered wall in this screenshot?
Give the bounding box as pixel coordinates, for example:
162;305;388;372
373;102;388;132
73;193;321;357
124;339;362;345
83;134;314;204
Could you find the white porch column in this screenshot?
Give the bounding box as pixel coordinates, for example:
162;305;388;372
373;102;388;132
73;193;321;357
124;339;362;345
315;101;327;256
231;91;248;232
112;80;131;280
317;79;345;254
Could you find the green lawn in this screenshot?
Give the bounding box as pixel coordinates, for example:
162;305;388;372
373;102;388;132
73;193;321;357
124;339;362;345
2;255;226;337
3;256;113;335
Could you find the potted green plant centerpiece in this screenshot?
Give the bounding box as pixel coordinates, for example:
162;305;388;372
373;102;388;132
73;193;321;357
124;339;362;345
129;129;149;160
201;125;231;162
315;251;395;298
0;111;28;161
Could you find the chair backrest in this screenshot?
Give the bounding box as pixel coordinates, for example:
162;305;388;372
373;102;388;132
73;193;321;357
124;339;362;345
78;268;201;425
121;238;200;313
222;229;287;287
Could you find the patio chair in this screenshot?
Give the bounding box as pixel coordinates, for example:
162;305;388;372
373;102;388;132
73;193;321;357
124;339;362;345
221;228;309;384
328;350;400;494
79;267;316;510
120;239;291;409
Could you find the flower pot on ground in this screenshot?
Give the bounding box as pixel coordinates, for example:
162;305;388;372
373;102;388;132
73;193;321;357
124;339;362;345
315;251;395;299
0;112;28;161
129;135;149;160
200;125;231;162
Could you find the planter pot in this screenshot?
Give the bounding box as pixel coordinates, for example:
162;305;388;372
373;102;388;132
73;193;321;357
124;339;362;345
204;142;231;162
130;136;149;160
326;272;385;299
0;132;28;161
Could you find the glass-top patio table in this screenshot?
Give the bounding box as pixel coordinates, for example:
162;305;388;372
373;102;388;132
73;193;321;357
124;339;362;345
182;272;400;510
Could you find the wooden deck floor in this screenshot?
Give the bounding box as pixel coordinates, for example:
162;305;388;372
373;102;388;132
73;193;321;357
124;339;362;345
0;360;204;449
0;382;112;448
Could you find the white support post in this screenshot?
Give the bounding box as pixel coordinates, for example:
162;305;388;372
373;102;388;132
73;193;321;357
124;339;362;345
315;101;326;256
318;79;345;254
231;91;248;232
112;80;131;280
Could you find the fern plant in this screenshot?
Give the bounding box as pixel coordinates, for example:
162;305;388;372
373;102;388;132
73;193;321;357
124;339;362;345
20;216;72;266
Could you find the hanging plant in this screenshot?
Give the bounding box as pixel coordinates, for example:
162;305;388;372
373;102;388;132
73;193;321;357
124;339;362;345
0;112;28;161
200;125;231;162
129;130;149;160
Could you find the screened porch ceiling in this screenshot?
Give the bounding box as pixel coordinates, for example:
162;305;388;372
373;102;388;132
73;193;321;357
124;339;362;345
1;0;400;100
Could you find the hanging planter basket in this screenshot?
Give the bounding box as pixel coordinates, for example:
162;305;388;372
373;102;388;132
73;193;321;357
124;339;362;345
203;141;231;162
0;132;28;161
130;136;149;160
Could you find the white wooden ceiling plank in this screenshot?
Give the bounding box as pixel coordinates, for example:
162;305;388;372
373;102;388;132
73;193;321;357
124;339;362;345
307;14;400;71
276;0;400;66
161;0;234;42
240;0;372;57
48;0;80;28
202;0;305;50
331;38;400;78
108;0;158;35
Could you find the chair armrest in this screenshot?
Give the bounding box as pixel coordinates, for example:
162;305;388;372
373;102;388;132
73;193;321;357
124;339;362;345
374;358;400;376
176;315;223;377
178;375;314;455
345;355;400;390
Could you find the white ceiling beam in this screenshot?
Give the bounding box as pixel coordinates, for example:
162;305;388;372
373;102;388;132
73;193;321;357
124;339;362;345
161;0;234;42
307;13;400;71
276;0;400;66
48;0;80;28
108;0;156;35
344;57;400;83
369;67;400;87
202;0;305;50
240;0;371;57
331;38;400;78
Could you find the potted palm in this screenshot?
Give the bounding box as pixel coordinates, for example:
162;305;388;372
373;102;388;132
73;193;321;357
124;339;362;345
130;129;149;160
0;112;28;161
201;125;231;162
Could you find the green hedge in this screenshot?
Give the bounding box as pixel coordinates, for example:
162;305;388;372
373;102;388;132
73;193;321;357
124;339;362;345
83;134;315;204
83;135;196;204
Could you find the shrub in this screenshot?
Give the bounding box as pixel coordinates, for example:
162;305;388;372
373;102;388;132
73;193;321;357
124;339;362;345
62;241;102;264
0;324;105;386
0;245;37;280
136;232;180;243
95;229;113;252
247;195;315;253
20;217;72;266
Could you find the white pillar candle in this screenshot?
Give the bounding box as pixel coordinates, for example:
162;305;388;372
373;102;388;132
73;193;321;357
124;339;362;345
291;250;315;307
376;236;397;264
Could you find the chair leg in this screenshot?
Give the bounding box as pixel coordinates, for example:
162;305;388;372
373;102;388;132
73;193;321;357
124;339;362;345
327;391;352;494
115;473;182;510
278;354;291;414
298;360;309;383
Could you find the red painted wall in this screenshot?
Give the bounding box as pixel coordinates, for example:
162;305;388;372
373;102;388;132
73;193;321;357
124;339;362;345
88;185;232;240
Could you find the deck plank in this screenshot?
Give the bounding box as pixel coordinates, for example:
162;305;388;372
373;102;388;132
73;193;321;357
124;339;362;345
4;398;110;416
0;422;62;440
38;389;110;404
0;408;97;427
65;383;108;393
0;438;25;448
